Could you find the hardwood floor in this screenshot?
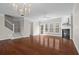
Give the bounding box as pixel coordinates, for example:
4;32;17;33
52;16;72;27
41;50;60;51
0;35;78;55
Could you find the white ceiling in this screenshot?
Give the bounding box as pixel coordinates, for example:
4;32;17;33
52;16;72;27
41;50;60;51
0;3;74;21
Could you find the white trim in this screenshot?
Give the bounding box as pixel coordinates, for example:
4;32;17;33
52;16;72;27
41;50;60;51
73;39;79;54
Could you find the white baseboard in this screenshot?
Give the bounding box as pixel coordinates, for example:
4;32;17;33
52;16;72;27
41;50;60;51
73;39;79;54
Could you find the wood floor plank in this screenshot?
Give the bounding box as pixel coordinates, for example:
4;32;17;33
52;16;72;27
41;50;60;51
0;35;78;55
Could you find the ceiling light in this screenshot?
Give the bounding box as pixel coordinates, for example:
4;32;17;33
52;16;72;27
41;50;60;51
12;3;32;16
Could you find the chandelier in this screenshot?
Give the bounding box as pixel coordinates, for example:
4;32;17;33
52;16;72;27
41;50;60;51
12;3;32;16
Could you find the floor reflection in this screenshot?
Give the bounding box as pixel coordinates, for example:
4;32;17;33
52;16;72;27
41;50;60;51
32;35;62;50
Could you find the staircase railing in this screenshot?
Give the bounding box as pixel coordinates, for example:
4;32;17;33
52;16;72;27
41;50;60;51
5;19;14;33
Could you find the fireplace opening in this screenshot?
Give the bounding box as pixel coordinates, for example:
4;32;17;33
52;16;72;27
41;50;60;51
62;29;70;39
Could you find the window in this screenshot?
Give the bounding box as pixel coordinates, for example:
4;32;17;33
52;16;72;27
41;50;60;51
55;23;59;33
40;23;60;34
45;24;48;32
40;25;44;34
50;24;53;32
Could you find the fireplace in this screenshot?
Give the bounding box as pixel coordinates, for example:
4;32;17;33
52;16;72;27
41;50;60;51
62;29;70;39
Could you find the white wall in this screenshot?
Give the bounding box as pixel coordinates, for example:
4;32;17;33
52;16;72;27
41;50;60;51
73;4;79;53
0;14;13;40
33;18;62;36
11;17;31;39
0;14;31;40
21;18;31;37
33;21;40;36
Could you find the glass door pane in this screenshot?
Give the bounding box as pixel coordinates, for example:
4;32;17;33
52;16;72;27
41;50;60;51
40;25;44;34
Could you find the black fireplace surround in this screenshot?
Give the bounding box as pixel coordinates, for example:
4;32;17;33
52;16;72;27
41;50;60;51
62;29;70;39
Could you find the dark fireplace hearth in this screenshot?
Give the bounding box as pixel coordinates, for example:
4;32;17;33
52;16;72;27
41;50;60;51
62;29;70;39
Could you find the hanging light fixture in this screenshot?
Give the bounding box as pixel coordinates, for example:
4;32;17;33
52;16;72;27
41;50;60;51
12;3;32;16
